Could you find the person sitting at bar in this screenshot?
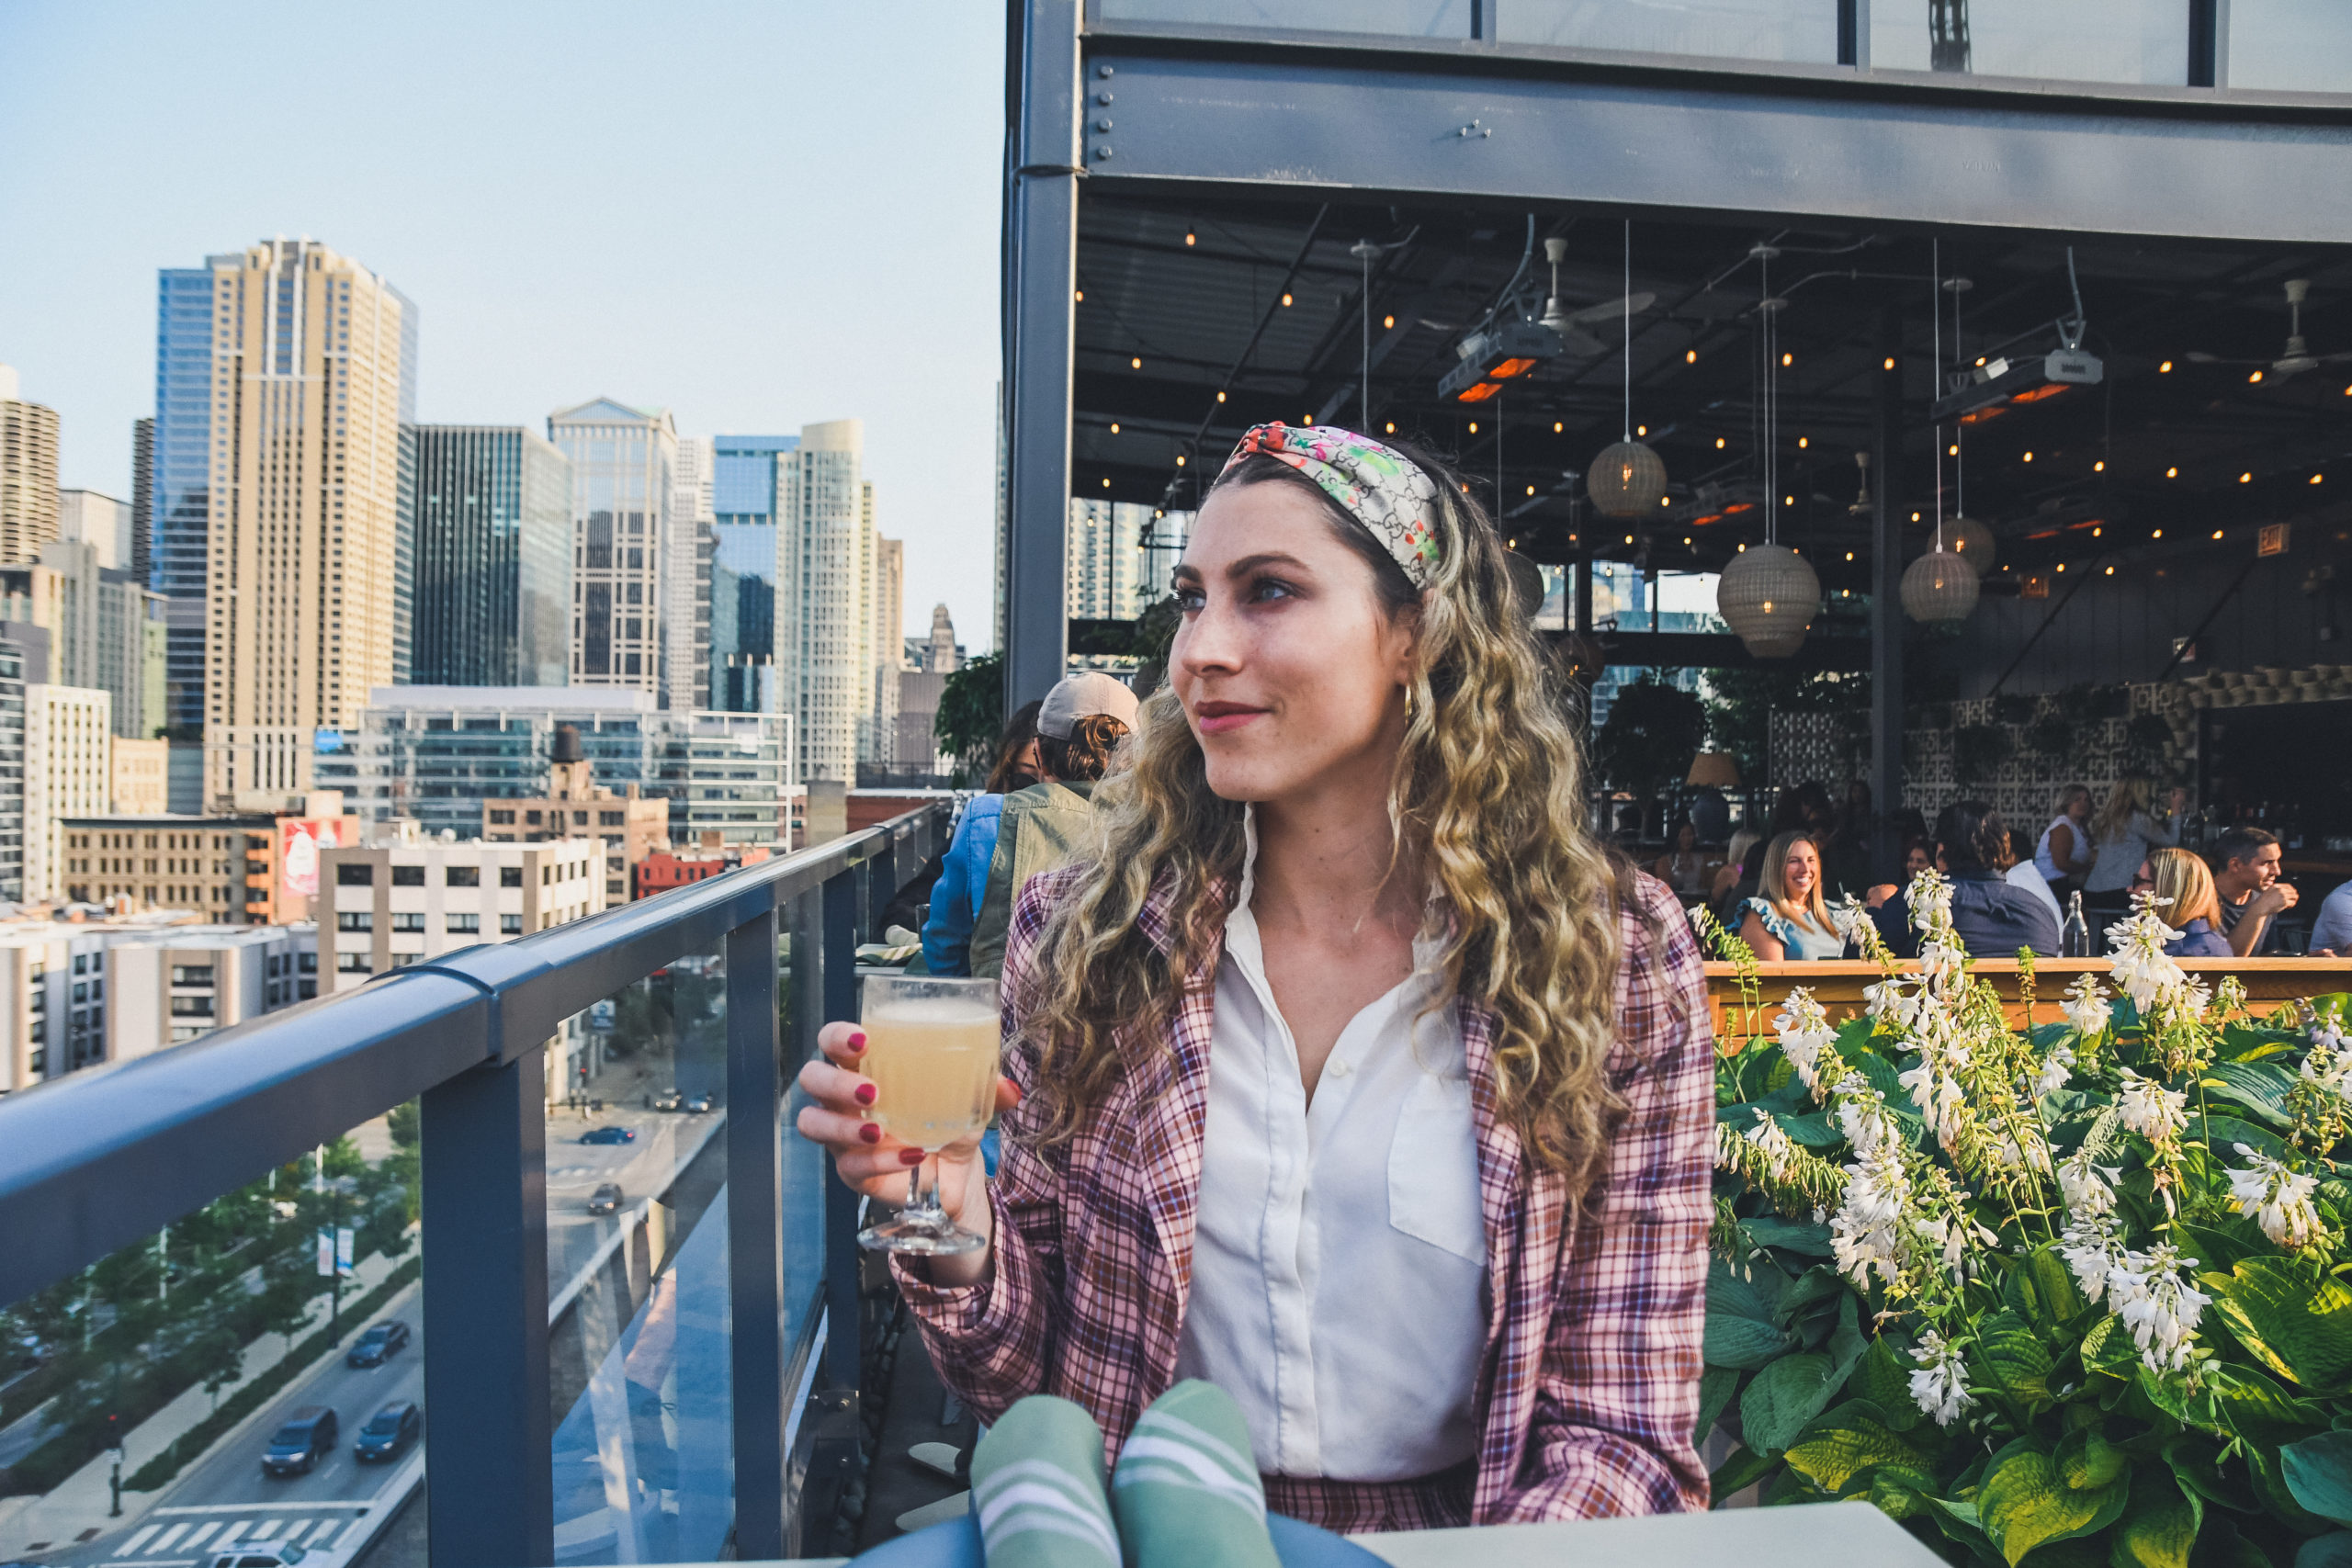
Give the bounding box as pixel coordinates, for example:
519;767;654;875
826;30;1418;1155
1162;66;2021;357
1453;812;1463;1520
921;700;1044;976
797;423;1712;1531
2312;875;2352;958
2083;776;2187;921
2000;827;2064;928
2032;784;2096;901
1709;827;1761;908
1736;830;1849;960
2211;826;2299;956
1653;818;1708;896
2145;847;2232;957
1902;836;1932;881
1869;801;2062;959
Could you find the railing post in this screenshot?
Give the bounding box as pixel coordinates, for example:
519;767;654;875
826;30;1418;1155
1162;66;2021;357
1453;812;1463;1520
820;866;864;1392
422;1043;553;1568
726;908;787;1560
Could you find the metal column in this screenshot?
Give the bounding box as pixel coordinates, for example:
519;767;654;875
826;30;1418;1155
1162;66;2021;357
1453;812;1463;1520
1869;305;1906;880
421;1047;553;1568
725;910;787;1561
818;868;864;1392
1002;0;1082;709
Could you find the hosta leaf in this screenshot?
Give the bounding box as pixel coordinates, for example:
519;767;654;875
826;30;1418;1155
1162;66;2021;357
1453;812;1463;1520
1739;1215;1835;1257
1975;1308;2056;1411
1739;1350;1839;1454
2250;1439;2336;1534
2207;1362;2327;1445
2299;1534;2352;1568
1708;1442;1780;1499
2082;1314;2140;1378
2210;1257;2352;1395
1782;1407;1933;1494
2199;1059;2299;1131
1851;1334;1924;1431
2175;1216;2256;1273
1704;1313;1794;1370
1696;1363;1740;1442
2165;1433;2261;1514
2055;1427;2130;1492
2003;1245;2087;1331
2109;1468;2201;1568
1770;1109;1845;1147
2192;1114;2291;1166
2285;1431;2352;1529
1775;1263;1849;1328
1978;1444;2129;1566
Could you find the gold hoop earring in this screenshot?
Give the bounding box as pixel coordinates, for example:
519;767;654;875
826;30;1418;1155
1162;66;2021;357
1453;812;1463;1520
1404;684;1416;716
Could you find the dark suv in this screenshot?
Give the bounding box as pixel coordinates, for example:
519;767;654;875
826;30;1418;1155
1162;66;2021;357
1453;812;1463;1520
345;1319;409;1368
354;1400;421;1462
261;1406;337;1475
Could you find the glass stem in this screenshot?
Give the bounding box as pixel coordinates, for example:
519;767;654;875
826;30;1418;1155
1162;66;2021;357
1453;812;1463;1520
909;1162;923;1212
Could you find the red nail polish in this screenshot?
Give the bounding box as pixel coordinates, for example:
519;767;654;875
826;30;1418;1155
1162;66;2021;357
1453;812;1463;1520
859;1123;881;1145
848;1031;867;1051
854;1083;876;1105
899;1148;925;1166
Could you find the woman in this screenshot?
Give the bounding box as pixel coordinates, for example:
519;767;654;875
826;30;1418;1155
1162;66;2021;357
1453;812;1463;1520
2147;846;2232;957
1708;828;1761;906
1736;831;1848;960
797;423;1712;1531
921;701;1043;976
1653;818;1707;897
2032;784;2095;901
1902;837;1933;881
2084;776;2187;918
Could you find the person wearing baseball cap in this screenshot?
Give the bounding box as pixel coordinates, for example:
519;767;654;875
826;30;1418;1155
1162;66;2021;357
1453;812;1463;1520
967;671;1141;978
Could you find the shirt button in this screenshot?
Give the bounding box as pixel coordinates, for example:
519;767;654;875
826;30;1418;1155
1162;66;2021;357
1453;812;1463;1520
1328;1059;1351;1078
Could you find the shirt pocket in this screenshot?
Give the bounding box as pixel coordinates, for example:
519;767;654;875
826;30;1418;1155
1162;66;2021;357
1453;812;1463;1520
1387;1073;1486;1265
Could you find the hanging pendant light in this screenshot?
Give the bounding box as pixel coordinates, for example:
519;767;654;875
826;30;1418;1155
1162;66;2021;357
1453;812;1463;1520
1941;515;1996;574
1588;221;1666;518
1716;241;1815;656
1907;238;1981;624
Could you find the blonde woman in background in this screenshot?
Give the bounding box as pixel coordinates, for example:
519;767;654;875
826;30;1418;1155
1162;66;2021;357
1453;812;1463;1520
1736;830;1848;960
2146;846;2232;957
2084;775;2188;917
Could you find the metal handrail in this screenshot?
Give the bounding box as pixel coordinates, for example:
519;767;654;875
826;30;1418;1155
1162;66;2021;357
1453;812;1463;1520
0;800;956;1565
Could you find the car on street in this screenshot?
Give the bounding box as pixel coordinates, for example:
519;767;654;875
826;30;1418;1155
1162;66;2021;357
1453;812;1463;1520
586;1182;623;1215
683;1092;713;1113
579;1125;636;1145
208;1547;311;1568
652;1089;683;1111
354;1399;421;1462
345;1319;410;1367
261;1405;337;1475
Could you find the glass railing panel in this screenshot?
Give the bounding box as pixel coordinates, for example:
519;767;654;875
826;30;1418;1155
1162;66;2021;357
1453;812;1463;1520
2226;0;2352;93
0;1111;425;1568
1096;0;1473;38
1498;0;1838;63
1867;0;2189;85
545;944;730;1565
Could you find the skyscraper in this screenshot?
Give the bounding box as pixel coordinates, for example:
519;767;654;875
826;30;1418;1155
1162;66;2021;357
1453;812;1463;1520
151;257;242;729
129;416;154;585
776;420;871;783
410;425;573;686
865;532;904;764
665;436;716;715
0;366;61;567
56;491;132;570
548;399;676;700
3;541;167;740
198;240;417;805
24;683;109;901
1065;498;1184;620
709;434;797;712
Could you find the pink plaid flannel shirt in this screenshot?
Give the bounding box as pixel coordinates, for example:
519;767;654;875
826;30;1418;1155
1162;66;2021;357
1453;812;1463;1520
894;863;1713;1533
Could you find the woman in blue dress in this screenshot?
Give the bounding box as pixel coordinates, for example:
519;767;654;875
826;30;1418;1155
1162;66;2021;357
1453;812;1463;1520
1736;830;1849;961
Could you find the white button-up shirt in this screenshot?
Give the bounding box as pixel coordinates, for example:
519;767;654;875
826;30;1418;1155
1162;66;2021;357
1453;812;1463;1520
1173;815;1489;1483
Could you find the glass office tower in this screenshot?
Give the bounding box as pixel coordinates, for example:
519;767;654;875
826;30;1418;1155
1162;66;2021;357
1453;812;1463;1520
149;262;233;729
410;426;574;686
709;434;797;711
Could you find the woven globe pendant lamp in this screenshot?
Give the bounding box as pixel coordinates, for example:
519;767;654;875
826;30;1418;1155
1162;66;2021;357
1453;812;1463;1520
1902;547;1981;621
1587;440;1667;517
1717;544;1820;658
1942;515;1996;575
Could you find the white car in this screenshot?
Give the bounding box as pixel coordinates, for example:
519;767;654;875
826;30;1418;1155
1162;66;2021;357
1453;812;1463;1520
210;1545;318;1568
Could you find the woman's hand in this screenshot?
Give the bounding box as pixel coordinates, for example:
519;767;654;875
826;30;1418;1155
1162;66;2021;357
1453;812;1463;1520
793;1021;1021;1280
1864;883;1898;909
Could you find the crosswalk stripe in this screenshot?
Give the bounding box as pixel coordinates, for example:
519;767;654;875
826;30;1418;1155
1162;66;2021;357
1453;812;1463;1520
279;1520;314;1545
306;1520;343;1548
220;1519;253;1547
151;1525;190;1552
115;1525;161;1556
182;1523;221;1551
245;1520;281;1541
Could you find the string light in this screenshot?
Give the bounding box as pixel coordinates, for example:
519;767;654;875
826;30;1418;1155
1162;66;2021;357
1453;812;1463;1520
2091;525;2101;536
1781;352;1793;367
2240;471;2253;483
2153;529;2163;539
2023;451;2034;462
1467;422;1479;434
2314;473;2326;485
1737;542;1747;552
2213;528;2225;539
1384;422;1396;434
1797;436;1808;448
2105;565;2115;575
1175;454;1186;467
2249;369;2264;383
1948;443;1959;456
1131;356;1142;368
1715;436;1726;449
1216;390;1226;402
1686;349;1698;363
1845;551;1854;561
1554;422;1564;434
2165;467;2177;479
1883;356;1897;370
1280;292;1294;307
1075;289;1084;302
1109;422;1120;434
1526;485;1536;495
2093;459;2105;472
1636;424;1647;436
2159;359;2172;372
2056;562;2067;572
1383;315;1395;329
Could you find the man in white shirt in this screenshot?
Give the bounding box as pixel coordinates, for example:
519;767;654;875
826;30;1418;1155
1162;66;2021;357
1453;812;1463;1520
2311;878;2352;957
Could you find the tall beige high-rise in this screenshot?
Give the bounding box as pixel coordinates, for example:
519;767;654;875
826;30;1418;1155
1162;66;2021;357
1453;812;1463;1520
865;530;903;762
776;420;871;783
0;365;61;567
202;241;413;806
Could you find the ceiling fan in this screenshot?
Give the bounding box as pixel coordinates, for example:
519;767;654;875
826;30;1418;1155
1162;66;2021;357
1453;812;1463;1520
2185;279;2352;382
1538;237;1656;354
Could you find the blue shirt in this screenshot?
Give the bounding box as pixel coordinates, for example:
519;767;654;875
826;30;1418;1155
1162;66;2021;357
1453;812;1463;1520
921;795;1004;976
1871;870;2063;960
2165;918;2233;958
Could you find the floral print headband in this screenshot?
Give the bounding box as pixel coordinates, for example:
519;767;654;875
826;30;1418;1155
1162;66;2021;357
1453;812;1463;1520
1221;422;1442;589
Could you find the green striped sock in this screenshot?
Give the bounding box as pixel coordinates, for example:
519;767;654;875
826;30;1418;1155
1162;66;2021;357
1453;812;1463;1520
969;1395;1121;1568
1110;1381;1280;1568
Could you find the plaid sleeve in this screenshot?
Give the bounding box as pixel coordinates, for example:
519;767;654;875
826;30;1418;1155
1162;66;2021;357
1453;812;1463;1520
1495;872;1714;1519
890;866;1080;1419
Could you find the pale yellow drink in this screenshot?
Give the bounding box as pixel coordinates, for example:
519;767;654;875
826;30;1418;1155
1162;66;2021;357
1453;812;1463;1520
864;997;1001;1151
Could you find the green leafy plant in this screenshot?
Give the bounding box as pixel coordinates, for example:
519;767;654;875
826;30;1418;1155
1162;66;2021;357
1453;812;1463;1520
933;651;1005;784
1597;674;1707;833
1703;884;2352;1564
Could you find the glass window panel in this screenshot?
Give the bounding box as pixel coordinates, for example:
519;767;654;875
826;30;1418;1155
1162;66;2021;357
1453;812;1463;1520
547;945;731;1564
2227;0;2352;92
1868;0;2188;85
1499;0;1838;62
1096;0;1471;36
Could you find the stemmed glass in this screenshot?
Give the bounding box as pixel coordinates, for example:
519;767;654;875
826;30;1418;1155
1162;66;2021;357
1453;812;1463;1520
854;975;1001;1256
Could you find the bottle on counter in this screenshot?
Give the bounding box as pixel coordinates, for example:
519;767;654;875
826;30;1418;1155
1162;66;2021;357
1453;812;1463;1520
2062;890;2094;958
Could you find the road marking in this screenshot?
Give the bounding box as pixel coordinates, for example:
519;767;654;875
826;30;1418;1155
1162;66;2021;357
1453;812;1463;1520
152;1504;368;1515
101;1559;197;1566
150;1524;191;1552
245;1519;281;1541
279;1520;314;1544
307;1520;343;1548
182;1523;221;1550
219;1519;253;1546
115;1525;162;1556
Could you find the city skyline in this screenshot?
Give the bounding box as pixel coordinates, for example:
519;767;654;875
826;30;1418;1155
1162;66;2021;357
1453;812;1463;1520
0;0;1003;652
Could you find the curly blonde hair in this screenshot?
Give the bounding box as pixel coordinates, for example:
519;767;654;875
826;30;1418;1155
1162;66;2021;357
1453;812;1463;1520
1018;440;1637;1198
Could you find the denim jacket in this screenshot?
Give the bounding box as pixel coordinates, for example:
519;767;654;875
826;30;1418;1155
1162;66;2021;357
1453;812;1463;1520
921;794;1005;976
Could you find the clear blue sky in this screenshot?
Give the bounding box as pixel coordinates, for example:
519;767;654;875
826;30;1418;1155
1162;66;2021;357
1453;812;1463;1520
0;0;1006;649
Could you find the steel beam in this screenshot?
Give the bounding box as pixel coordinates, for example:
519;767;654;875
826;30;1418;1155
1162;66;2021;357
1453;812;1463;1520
422;1048;553;1568
726;910;788;1560
1003;0;1083;706
1080;51;2352;248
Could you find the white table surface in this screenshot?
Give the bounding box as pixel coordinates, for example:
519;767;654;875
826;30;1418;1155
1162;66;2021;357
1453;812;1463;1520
774;1498;1946;1566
